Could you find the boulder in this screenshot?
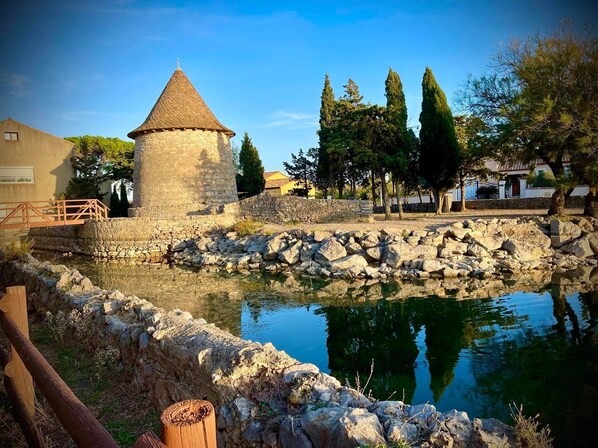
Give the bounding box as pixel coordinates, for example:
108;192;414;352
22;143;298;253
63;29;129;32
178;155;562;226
314;230;333;242
279;416;312;448
387;421;418;444
422;259;444;272
502;239;551;262
264;236;288;260
329;255;368;273
503;221;551;249
469;232;506;251
359;232;381;249
385;242;437;268
345;242;364;255
365;246;384;261
472;418;515;447
278;241;302;264
561;237;594;258
315;238;347;264
551;219;582;247
301;407;385;448
587;232;598;255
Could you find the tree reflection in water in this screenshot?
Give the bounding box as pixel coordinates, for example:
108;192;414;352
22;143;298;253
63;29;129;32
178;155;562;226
468;287;598;448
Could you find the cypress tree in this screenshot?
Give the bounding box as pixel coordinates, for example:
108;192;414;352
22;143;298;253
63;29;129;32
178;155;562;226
119;182;129;217
419;67;460;214
317;74;335;197
238;132;265;197
108;185;119;217
385;68;409;219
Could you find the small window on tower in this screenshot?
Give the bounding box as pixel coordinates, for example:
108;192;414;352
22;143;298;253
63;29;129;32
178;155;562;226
4;132;18;141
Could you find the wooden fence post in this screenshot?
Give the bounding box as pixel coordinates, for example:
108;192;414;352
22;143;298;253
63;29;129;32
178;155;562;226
160;400;217;448
0;286;35;417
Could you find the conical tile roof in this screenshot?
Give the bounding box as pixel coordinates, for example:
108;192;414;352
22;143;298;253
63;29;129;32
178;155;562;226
128;68;234;139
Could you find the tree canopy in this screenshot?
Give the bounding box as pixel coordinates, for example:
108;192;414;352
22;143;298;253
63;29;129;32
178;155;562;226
460;22;598;216
419;67;460;213
64;135;134;200
237;132;265;197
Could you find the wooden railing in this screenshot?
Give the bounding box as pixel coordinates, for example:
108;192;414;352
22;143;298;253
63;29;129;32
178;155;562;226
0;286;217;447
0;199;109;230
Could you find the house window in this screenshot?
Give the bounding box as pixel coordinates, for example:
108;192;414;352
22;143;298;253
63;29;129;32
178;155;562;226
3;132;18;141
0;166;34;184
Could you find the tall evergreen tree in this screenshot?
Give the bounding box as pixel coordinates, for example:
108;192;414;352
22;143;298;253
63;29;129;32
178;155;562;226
119;182;129;217
419;68;460;214
238;132;265;197
317;74;336;197
109;185;120;217
385;68;410;219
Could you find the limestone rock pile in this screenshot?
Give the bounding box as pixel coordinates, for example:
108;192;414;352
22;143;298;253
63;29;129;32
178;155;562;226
172;217;598;282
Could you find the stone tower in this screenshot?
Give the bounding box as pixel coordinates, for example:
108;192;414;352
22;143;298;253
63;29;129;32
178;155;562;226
127;68;238;217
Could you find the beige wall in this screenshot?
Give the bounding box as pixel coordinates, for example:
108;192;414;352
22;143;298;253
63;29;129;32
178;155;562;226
132;129;238;217
0;119;73;204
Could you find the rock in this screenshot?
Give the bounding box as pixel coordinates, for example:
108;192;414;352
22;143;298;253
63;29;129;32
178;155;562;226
345;242;364;255
359;232;381;248
365;246;384;261
561;237;593;258
442;267;459;278
301;407;385;448
216;405;234;429
422;259;444;272
502;239;550;262
574;217;594;233
364;266;380;278
368;401;405;423
472;418;515;447
407;403;437;425
329;255;368;273
385;242;437;268
243;420;264;443
443;239;469;255
450;227;471;240
387;421;418;444
232;397;256;423
283;363;320;383
314;230;332;242
279;241;302;264
588;232;598;255
279;416;312;448
264;235;288;260
550;219;582;247
467;243;489;257
503;221;551;249
470;232;505;251
315;238;348;264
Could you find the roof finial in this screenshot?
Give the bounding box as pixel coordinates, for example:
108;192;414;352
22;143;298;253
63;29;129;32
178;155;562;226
176;58;180;70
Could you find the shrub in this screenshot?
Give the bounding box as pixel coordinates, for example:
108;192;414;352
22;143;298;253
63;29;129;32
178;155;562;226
510;403;553;448
0;238;34;261
231;219;264;236
531;171;556;188
476;185;499;199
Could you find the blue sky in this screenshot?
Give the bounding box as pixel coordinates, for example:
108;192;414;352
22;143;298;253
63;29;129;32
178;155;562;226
1;0;595;171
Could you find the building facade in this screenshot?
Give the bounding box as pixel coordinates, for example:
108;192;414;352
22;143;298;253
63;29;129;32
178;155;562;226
264;171;316;197
0;119;74;205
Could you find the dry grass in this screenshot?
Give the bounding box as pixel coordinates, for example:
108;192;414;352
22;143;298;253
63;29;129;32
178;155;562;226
510;403;553;448
231;218;264;236
0;238;34;262
0;320;160;447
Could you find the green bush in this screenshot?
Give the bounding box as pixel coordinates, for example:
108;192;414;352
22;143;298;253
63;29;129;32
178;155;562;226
476;185;499;199
1;238;34;261
231;219;264;236
531;171;556;188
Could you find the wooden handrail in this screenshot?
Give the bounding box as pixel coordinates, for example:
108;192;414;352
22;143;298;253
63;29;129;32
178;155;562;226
0;199;109;230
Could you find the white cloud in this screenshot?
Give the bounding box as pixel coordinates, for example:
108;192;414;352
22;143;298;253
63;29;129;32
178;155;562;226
0;72;31;97
264;110;317;129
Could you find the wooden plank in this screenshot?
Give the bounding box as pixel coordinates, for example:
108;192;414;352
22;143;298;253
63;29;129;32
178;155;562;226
0;286;35;418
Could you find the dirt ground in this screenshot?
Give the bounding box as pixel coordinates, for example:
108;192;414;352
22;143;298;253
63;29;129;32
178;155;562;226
263;208;585;233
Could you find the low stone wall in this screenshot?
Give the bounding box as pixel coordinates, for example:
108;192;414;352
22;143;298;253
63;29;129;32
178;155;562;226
1;257;517;447
29;212;237;261
238;194;371;224
452;196;585;211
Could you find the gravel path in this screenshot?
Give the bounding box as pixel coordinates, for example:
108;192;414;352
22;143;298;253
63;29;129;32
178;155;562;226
263;208;585;233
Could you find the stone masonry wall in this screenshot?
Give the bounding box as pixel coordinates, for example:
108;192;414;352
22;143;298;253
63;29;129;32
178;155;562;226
0;257;518;447
238;193;371;224
131;129;238;218
29;212;237;261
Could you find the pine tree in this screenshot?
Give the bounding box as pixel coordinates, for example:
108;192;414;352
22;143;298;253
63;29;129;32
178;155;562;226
108;185;120;218
238;132;265;197
119;182;129;217
419;67;460;214
385;68;410;219
317;74;335;197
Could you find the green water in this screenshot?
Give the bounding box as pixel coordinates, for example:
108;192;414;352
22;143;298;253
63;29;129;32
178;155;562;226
36;253;598;447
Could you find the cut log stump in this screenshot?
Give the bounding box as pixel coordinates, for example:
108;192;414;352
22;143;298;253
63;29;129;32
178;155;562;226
160;399;217;448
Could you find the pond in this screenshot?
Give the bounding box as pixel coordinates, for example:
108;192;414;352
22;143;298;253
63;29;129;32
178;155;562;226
36;252;598;447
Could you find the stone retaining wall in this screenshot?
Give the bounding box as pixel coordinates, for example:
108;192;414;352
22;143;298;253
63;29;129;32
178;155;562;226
29;212;237;261
0;257;519;447
238;194;370;224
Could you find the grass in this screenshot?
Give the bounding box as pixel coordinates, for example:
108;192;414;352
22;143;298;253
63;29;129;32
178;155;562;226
510;403;553;448
231;218;264;236
0;318;160;447
0;238;34;262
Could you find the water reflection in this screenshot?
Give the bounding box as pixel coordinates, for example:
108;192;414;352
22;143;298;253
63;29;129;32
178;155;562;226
35;253;598;446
